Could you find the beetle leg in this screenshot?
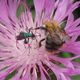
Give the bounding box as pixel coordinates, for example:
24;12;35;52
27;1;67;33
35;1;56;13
29;27;33;33
39;38;45;47
24;38;29;44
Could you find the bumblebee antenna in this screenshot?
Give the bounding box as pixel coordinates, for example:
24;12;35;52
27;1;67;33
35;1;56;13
35;26;47;30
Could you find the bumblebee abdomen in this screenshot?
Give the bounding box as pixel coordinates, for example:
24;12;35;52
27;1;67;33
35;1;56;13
45;36;63;51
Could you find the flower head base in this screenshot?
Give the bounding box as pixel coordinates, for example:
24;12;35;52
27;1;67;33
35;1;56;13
0;0;80;80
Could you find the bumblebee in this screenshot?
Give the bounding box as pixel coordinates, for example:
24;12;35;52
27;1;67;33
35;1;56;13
36;20;70;52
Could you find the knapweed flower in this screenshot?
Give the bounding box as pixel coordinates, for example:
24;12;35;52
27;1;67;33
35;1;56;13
0;0;80;80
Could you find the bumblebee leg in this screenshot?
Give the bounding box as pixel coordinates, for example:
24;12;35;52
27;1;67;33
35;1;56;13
39;38;45;47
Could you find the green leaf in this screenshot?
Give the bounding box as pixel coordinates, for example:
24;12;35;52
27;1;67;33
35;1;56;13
72;75;80;80
5;70;17;80
16;4;25;17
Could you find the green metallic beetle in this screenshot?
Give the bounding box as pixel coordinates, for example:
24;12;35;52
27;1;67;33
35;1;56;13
16;32;35;44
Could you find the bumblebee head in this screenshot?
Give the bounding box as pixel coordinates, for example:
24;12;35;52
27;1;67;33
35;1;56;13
43;20;53;29
42;20;60;31
42;20;55;32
